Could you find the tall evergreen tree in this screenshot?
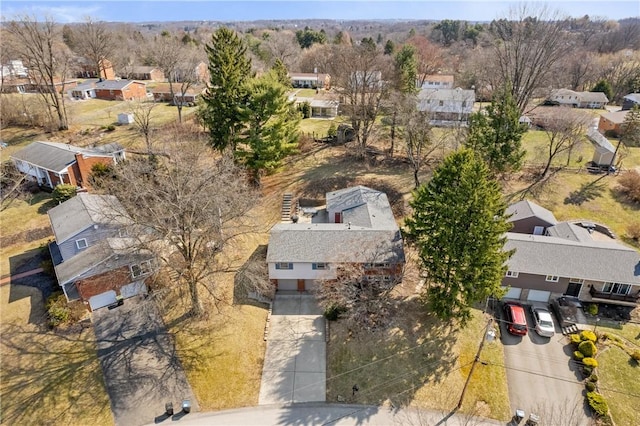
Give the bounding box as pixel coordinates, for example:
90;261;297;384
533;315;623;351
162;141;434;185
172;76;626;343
394;45;418;95
236;72;300;185
404;149;512;324
199;27;253;151
464;84;527;175
590;79;613;102
271;58;291;88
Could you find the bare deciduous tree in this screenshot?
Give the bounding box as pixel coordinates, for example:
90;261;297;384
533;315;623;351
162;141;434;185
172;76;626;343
129;100;157;153
490;4;570;112
6;16;71;130
98;137;259;317
264;30;301;69
73;18;115;80
405;35;444;87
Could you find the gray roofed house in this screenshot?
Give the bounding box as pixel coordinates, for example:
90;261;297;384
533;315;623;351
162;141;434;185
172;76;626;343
622;93;640;110
11;141;125;189
505;200;557;235
267;186;405;292
545;222;593;242
417;88;475;125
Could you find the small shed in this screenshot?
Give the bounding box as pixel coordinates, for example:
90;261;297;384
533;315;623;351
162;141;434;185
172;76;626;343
117;113;134;125
587;128;616;166
519;115;532;127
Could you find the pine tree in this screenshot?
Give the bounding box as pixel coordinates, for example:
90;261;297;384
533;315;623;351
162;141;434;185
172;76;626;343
464;84;527;174
236;72;300;185
394;45;418;95
404;149;512;324
590;79;613;102
621;105;640;147
199;27;253;152
271;58;291;88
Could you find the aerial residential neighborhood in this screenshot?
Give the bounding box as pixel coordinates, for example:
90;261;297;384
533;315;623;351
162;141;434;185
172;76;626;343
1;1;639;426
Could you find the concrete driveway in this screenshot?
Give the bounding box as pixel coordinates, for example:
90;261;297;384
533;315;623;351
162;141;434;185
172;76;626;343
93;296;198;426
500;303;591;425
258;293;326;405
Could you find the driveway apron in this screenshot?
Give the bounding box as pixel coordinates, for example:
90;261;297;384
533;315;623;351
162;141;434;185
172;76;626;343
258;293;326;405
93;297;198;426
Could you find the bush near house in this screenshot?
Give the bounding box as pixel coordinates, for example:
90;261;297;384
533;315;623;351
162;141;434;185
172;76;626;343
45;292;71;327
583;357;599;368
52;184;77;204
586;391;609;417
586;381;596;392
570;333;582;345
580;330;597;342
587;304;598;316
617;170;640;204
574;350;585;361
579;340;598;357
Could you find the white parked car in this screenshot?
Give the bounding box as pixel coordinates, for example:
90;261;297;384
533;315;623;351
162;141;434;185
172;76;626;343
531;306;555;337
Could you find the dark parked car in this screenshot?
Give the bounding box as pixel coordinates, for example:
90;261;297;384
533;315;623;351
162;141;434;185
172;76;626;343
503;302;528;336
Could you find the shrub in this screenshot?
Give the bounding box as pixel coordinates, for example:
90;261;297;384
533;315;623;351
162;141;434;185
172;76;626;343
327;122;338;138
590;374;599;383
586;392;609;417
45;292;71;327
631;350;640;362
583;366;593;376
570;333;582;345
52;184;77;204
585;381;596;392
580;330;597;342
627;222;640;242
583;357;599;368
106;124;116;131
579;340;598;357
617;170;640;203
324;304;346;321
587;304;598;316
574;351;585;361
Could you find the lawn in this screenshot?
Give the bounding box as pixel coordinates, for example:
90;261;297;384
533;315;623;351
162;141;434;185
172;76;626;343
0;284;113;426
597;345;640;426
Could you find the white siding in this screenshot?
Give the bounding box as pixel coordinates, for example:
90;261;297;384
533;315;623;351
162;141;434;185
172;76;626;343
268;262;337;281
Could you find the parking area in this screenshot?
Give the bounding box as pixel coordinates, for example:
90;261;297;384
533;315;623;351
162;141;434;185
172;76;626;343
93;296;198;426
498;302;592;425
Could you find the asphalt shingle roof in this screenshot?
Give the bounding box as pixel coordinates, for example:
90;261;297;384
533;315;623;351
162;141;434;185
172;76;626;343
94;79;138;90
11;141;122;173
545;222;592;242
506;200;558;226
326;186;397;229
505;232;640;284
624;93;640;103
587;128;616;152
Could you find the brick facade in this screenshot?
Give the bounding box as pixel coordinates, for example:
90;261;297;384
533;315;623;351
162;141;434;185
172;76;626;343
71;153;115;188
95;81;147;101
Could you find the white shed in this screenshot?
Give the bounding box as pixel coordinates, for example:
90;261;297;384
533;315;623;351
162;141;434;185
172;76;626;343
117;113;134;125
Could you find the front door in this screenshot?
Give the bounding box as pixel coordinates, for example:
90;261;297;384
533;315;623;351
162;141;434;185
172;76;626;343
565;281;582;297
297;279;305;292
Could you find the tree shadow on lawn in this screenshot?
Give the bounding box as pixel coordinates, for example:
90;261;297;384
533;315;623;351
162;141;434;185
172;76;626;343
326;296;459;409
564;175;607;206
0;321;113;425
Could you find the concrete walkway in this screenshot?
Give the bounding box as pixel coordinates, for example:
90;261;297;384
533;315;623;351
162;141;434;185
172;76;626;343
0;268;44;286
258;293;326;405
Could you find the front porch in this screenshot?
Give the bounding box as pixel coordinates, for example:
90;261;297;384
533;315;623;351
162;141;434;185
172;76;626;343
586;285;640;307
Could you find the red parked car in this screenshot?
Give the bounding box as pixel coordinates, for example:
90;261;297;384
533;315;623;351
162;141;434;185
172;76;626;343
503;302;528;336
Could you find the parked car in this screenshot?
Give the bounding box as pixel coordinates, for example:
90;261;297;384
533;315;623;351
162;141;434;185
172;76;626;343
530;306;555;337
503;302;528;336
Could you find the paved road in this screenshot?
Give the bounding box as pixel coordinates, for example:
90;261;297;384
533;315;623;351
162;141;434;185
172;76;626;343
147;403;504;426
258;293;326;405
93;297;198;426
500;304;592;425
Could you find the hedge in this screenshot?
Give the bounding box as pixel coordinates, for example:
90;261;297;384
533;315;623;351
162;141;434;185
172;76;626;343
580;330;597;342
586;392;609;417
583;357;599;368
579;340;597;357
574;351;585;361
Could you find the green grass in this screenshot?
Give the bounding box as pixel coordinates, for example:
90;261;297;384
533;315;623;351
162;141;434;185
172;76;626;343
521;130;594;167
597;346;640;426
600;323;640;348
292;88;318;97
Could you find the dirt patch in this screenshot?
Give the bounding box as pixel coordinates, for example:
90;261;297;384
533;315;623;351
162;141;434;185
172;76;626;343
0;226;52;248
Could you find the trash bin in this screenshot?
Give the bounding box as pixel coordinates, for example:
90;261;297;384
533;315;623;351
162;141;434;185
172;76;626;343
514;409;525;423
182;399;191;414
165;402;173;416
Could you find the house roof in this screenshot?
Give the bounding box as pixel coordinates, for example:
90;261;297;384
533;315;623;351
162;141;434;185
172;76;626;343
293;96;339;109
505;233;640;284
72;79;99;91
545;222;593;242
151;83;204;95
11;141;119;173
419;74;454;83
624;93;640;103
505;200;558;226
48;193;130;244
289;73;329;80
580;92;609;103
601;110;628;125
54;238;150;285
417;88;475;113
94;79;144;90
326;186;398;229
266;224;404;264
587;128;616;153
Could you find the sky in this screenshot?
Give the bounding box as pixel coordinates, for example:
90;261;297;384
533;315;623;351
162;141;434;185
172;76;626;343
1;0;638;23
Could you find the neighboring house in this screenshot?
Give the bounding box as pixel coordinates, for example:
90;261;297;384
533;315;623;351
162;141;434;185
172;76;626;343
417;88;475;125
67;79;98;100
129;66;165;82
292;96;339;118
171;61;209;83
151;83;204;105
349;70;383;89
267;186;405;292
1;60;29;79
48;193;153;311
502;201;640;307
587;128;617;166
622;93;640;110
76;58;115;80
94;79;147;101
290;72;331;89
598;110;628;137
416;74;454;90
11;141;125;189
506;200;558;235
549;89;608;109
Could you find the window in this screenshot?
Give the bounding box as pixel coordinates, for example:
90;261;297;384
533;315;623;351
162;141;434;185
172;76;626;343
603;282;630;295
131;260;153;278
505;271;519;278
312;263;328;270
76;238;88;250
545;275;559;282
438;100;444;106
118;228;129;238
364;262;391;269
569;278;584;284
275;262;293;270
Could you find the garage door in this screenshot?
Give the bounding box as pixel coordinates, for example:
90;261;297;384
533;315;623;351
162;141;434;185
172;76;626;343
527;290;551;303
89;290;117;311
502;286;522;300
304;279;318;292
120;281;147;299
277;279;297;291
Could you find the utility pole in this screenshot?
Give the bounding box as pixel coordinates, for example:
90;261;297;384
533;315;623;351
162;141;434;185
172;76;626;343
457;317;493;410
